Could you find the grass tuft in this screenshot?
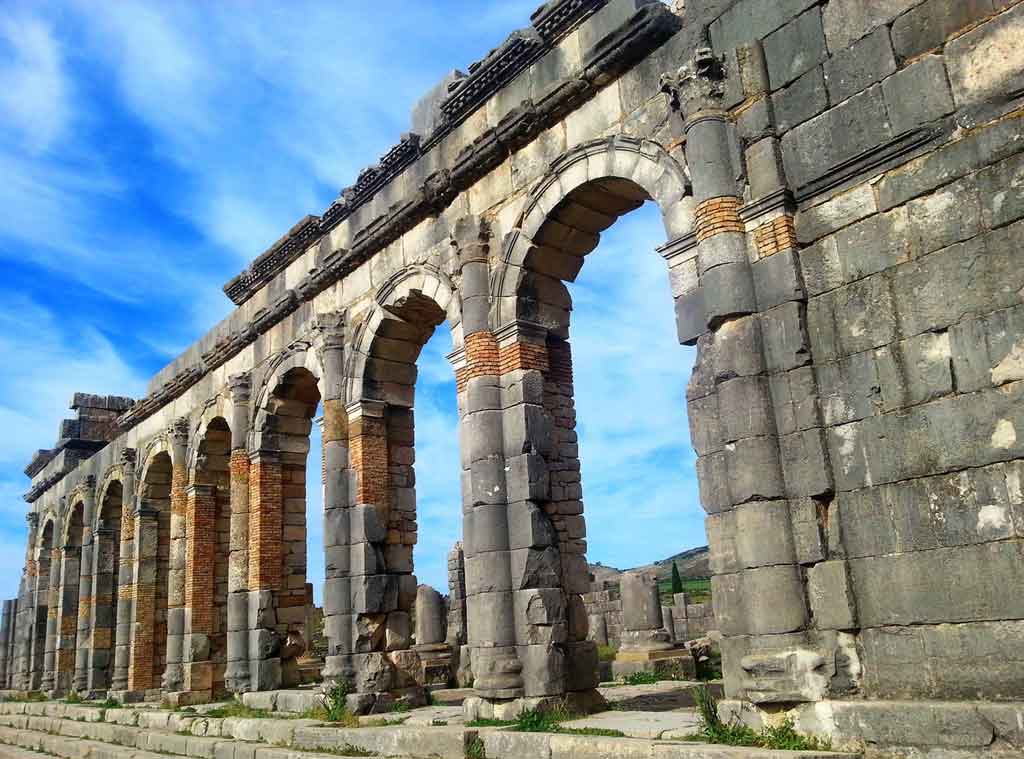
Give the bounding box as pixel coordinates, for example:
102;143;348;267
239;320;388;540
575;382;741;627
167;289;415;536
688;683;832;751
204;697;274;719
621;671;659;686
465;736;486;759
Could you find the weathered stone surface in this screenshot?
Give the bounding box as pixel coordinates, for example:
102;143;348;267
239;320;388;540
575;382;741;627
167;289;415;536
882;54;955;135
945;3;1024;108
763;8;828;90
823;27;896;105
772;67;827;136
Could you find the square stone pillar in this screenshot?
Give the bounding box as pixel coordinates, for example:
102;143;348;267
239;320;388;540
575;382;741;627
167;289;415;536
110;450;136;694
0;599;14;688
74;532;94;693
53;544;82;695
181;483;217;701
40;547;61;693
87;524;119;694
247;450;282;691
126;504;160;697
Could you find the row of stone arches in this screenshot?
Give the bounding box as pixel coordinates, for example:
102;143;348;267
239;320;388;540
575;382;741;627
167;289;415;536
9;137;712;712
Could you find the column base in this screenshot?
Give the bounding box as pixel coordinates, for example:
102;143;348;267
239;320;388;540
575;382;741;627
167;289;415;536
164;690;213;708
248;658;281;692
462;689;607;722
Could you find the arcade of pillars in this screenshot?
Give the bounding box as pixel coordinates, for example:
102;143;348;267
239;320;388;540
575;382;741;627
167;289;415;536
6;1;1024;750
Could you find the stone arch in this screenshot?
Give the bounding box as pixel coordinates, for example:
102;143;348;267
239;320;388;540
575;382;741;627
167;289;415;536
129;448;173;693
493;135;691;330
188;395;234;476
90;477;125;692
251;344;324;453
186;414;233;698
467;136;699;704
249;354;324;689
331;266;465;706
29;517;56;690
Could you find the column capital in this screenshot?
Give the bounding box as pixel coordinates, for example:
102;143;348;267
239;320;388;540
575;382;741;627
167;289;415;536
228;372;252;403
169;418;190;462
660;47;729;125
120;447;137;471
450;215;491;270
345;398;386;421
494;319;549;349
311;311;347;354
185;483;216;498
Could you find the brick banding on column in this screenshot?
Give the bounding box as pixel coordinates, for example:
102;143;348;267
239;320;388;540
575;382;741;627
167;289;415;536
247;455;283;591
694;196;744;241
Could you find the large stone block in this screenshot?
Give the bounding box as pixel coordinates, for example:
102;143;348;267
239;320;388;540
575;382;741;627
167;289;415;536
733;499;796;569
882;54;955;135
946;3;1024;108
807;560;857;630
763;8;827;89
891;0;994;60
849;540;1024;627
823;27;896;104
726;435;785;504
893;222;1024;338
780;428;832;498
760;301;810;372
949;302;1024;393
717;376;775;443
773;66;827;134
781;85;892;190
860;620;1024;700
752;249;804;311
709;0;819;52
822;0;924;52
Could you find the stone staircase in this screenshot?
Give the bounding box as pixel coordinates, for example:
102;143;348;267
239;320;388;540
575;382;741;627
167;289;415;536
0;701;860;759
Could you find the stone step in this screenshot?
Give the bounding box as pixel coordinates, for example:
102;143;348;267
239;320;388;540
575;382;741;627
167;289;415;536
0;702;861;759
0;705;470;759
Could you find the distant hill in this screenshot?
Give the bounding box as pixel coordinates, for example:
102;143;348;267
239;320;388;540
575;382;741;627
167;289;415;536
589;545;710;584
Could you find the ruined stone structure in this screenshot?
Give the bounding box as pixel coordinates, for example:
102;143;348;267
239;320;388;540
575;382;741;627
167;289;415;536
4;0;1024;753
583;578;716;648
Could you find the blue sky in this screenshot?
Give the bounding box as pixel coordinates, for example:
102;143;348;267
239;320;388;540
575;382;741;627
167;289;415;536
0;1;703;603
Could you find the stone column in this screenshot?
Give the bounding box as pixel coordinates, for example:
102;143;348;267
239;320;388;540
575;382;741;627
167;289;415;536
225;373;252;693
163;420;189;694
74;483;96;693
15;513;38;690
343;398;398;700
452;217;524;705
111;449;136;693
40;544;61;692
87;521;119;694
53;543;82;694
619;572;673;652
313;315;358;689
127;502;160;696
0;599;14;689
247;449;283;691
182;483;217;700
663;50;812;704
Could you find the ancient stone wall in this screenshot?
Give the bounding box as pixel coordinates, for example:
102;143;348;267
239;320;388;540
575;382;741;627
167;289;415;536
5;0;1024;753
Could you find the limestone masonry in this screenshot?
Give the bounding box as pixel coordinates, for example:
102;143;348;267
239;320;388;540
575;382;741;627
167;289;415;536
5;0;1024;755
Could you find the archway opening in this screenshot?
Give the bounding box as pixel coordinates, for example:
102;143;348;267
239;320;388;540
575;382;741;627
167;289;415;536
137;450;172;692
512;175;708;675
262;366;322;684
93;480;123;692
56;502;85;692
31;519;55;689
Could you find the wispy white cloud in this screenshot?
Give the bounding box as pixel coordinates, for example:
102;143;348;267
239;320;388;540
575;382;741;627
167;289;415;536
0;13;69;153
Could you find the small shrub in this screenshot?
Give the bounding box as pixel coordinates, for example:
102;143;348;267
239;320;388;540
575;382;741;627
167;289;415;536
512;707;563;733
388;700;410;714
622;671;658;686
63;692;82;705
320;682;359;727
596;645;617;663
465;736;486;759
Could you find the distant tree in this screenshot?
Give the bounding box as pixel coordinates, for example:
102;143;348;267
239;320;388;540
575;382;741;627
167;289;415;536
671;561;683;595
